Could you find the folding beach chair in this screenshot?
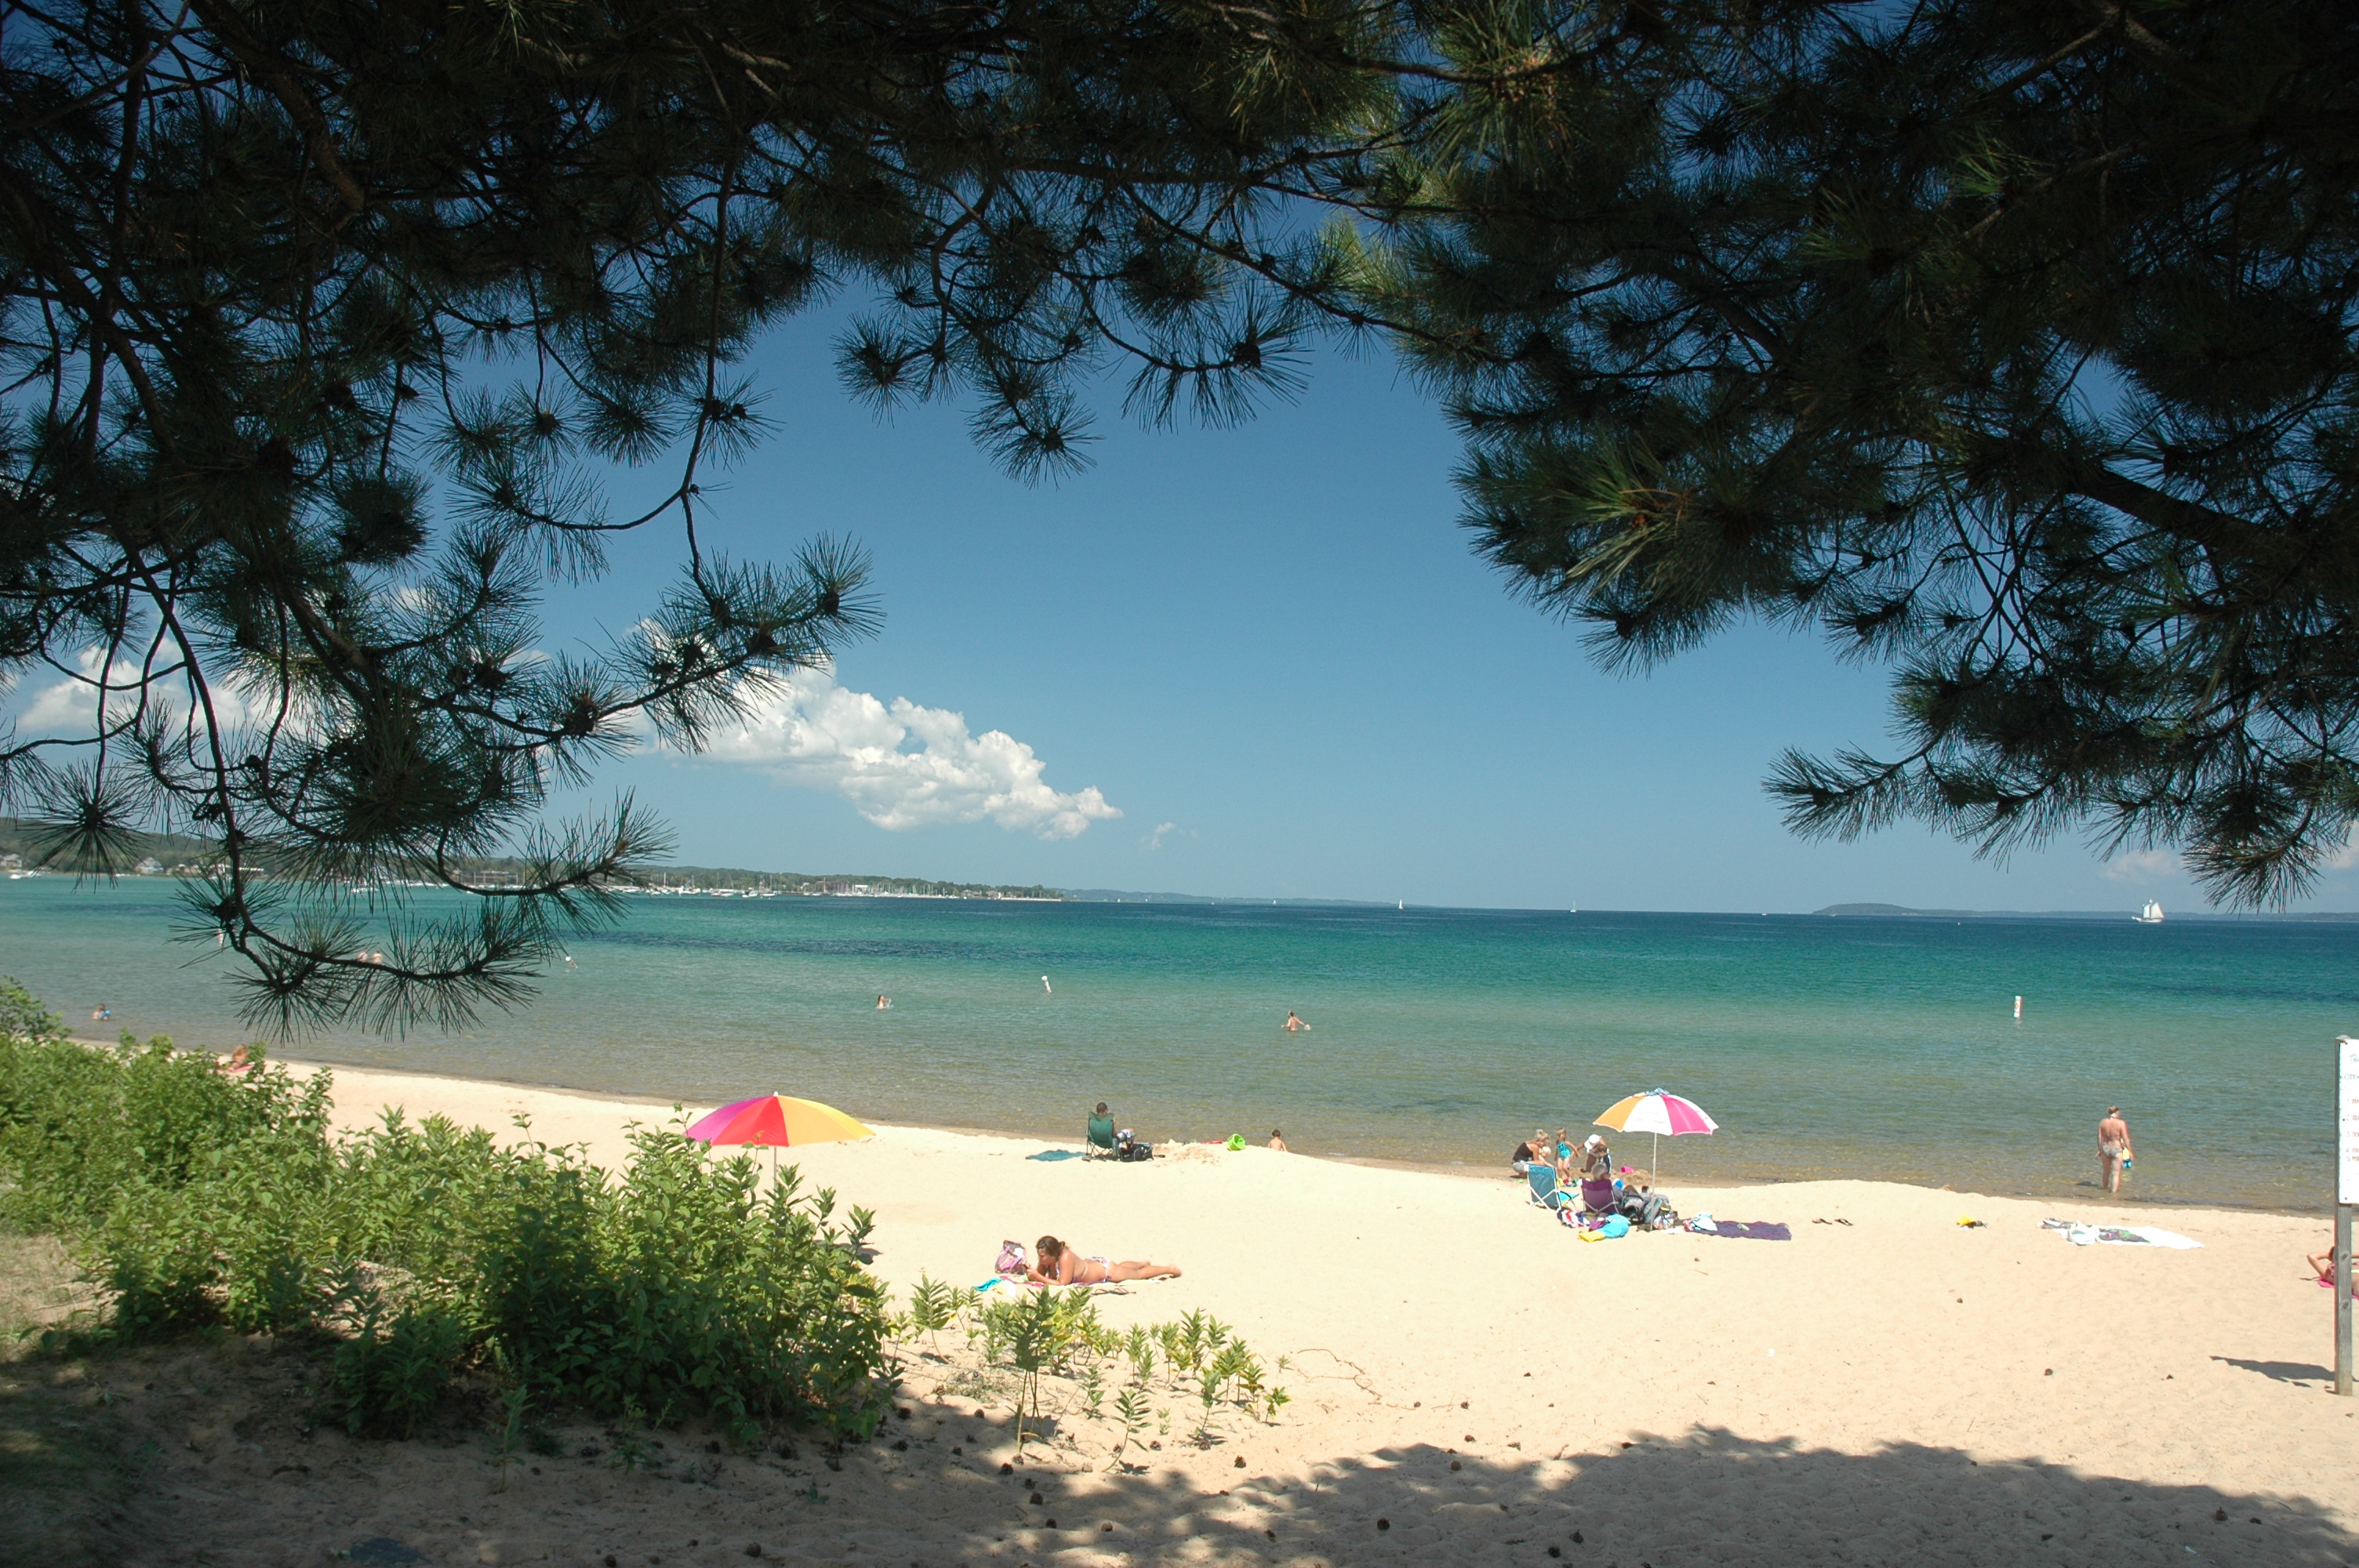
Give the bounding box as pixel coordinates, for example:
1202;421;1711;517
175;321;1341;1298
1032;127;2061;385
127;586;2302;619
1526;1163;1572;1208
1084;1113;1118;1160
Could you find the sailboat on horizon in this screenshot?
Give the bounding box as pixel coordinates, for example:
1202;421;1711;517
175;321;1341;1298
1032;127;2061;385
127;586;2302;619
2135;899;2165;924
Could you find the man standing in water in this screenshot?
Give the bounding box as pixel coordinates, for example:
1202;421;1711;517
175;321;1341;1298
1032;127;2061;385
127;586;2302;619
2098;1106;2134;1194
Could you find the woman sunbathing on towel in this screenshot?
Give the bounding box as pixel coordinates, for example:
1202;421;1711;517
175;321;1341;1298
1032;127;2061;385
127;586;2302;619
1028;1236;1181;1286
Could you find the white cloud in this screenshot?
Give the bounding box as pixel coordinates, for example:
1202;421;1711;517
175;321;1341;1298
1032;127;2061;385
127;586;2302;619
13;647;307;742
692;662;1121;840
1146;821;1180;850
2100;848;2179;883
2327;831;2359;872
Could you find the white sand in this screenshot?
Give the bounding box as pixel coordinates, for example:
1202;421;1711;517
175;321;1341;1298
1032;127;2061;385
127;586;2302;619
216;1065;2339;1565
64;1058;2356;1566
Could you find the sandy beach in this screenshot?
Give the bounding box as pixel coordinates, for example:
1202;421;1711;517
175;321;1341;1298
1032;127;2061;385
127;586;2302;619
12;1059;2357;1567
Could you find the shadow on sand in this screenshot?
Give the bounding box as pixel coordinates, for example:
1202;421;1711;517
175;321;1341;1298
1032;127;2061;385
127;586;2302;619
937;1416;2354;1568
2212;1355;2337;1388
9;1345;2353;1568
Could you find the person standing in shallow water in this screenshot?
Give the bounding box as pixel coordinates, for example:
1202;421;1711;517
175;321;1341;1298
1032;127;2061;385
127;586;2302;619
2098;1106;2134;1194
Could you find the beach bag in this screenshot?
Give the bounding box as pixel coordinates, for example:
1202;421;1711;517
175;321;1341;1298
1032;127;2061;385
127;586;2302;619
1118;1135;1153;1162
995;1240;1028;1277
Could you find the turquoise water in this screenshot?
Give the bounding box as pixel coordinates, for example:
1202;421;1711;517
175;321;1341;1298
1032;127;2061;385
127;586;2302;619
1;877;2350;1209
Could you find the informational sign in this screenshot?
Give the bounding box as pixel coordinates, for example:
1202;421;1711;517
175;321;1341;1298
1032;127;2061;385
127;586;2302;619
2342;1036;2359;1206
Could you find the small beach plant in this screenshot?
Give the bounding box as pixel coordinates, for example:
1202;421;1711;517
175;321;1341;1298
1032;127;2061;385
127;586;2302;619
326;1291;466;1439
904;1276;961;1350
1124;1325;1155;1388
938;1283;1284;1463
1109;1386;1150;1472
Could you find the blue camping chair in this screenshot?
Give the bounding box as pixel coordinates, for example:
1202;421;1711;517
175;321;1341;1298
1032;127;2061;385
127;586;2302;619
1526;1163;1573;1208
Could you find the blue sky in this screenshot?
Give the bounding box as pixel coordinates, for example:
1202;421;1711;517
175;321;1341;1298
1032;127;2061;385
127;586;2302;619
523;303;2354;915
17;304;2352;913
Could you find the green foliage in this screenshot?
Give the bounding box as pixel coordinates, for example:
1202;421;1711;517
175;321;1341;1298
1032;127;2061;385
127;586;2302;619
1110;1385;1151;1469
903;1275;961;1347
329;1293;466;1439
0;990;891;1441
1369;0;2359;904
940;1285;1284;1466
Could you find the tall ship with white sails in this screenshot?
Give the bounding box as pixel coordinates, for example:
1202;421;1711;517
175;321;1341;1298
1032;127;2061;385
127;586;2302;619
2135;900;2165;924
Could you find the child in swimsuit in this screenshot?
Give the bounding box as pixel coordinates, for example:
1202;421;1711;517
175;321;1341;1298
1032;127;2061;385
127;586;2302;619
1027;1236;1183;1286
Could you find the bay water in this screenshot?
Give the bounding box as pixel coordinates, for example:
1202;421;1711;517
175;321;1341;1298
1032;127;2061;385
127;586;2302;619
1;877;2349;1210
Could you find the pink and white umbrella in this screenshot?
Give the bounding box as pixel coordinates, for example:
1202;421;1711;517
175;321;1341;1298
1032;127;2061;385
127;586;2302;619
1593;1089;1718;1189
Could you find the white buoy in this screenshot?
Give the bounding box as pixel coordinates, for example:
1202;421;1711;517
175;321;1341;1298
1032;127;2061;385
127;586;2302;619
2013;995;2023;1018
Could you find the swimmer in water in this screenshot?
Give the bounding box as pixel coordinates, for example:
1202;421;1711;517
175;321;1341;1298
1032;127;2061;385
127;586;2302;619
1042;975;1052;993
875;994;891;1009
1284;1011;1310;1032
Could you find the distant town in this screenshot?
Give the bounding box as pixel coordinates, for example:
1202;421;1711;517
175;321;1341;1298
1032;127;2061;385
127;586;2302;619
0;821;1060;902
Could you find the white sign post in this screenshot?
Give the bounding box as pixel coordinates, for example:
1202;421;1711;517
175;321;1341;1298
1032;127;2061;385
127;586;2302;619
2338;1036;2358;1396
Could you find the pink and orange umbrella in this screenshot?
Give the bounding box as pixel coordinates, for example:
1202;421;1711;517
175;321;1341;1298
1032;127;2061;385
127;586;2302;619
685;1094;874;1176
1593;1089;1717;1189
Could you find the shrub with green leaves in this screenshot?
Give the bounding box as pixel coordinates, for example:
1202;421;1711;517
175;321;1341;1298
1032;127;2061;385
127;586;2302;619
329;1293;467;1438
0;981;891;1440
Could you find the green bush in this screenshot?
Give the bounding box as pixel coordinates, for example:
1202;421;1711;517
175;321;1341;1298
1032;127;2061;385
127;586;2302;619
329;1291;467;1437
0;982;326;1238
0;979;892;1440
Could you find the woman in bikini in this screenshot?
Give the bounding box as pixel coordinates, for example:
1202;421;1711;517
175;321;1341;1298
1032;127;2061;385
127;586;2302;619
1027;1236;1182;1286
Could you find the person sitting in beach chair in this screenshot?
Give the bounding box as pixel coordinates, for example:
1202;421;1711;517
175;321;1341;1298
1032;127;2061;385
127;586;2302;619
1576;1135;1616;1214
1525;1160;1574;1208
1085;1102;1118;1159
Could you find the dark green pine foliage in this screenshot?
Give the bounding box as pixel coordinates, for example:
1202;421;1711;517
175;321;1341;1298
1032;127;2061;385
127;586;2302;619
0;0;1402;1030
1368;0;2359;904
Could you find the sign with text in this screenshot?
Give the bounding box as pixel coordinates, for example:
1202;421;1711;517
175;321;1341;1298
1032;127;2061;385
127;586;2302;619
2343;1036;2359;1206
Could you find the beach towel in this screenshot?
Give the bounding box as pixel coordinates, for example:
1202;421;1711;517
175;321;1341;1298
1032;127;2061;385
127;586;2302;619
2059;1224;2201;1248
1027;1149;1082;1161
1704;1221;1791;1241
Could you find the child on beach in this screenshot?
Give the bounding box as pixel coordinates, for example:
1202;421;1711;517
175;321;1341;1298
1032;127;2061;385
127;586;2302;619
1027;1236;1182;1286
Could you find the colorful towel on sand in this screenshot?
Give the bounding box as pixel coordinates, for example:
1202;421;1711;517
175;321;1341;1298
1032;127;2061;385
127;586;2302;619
1706;1221;1791;1240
